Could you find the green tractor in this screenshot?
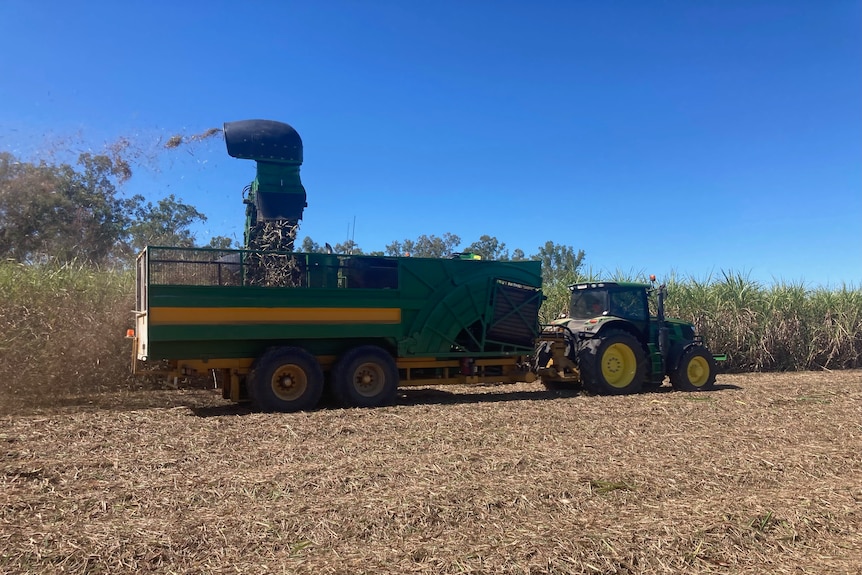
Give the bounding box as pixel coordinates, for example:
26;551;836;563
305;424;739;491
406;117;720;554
534;279;725;394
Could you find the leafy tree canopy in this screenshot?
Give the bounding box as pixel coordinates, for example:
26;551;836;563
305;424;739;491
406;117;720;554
0;152;130;264
464;234;509;261
0;151;209;265
298;237;382;256
300;236;322;253
125;193;206;252
206;236;237;250
535;240;586;285
385;233;461;258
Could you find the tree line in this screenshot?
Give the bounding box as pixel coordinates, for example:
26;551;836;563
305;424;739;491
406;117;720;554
300;234;584;286
0;149;586;286
0;151;231;265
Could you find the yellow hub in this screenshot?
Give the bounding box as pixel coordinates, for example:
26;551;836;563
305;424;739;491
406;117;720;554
354;362;385;397
270;364;308;401
686;356;710;387
601;343;637;388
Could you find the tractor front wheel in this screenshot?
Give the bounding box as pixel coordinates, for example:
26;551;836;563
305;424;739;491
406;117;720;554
670;346;717;391
578;330;647;395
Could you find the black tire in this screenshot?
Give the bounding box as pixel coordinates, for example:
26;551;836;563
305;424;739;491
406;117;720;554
670;346;717;391
531;340;554;373
577;330;647;395
248;347;324;412
534;337;580;390
331;345;398;408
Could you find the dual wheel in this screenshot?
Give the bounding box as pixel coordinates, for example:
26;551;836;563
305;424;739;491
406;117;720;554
248;345;398;412
576;330;717;395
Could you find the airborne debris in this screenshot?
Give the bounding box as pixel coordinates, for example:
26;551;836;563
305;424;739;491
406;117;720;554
164;127;223;150
106;136;134;183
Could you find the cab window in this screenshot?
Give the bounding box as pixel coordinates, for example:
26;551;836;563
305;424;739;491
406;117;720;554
610;289;647;321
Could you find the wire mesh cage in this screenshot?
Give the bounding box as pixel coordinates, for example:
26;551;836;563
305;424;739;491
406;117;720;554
145;247;308;288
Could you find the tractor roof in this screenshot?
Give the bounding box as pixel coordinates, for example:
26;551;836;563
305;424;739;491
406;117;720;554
568;281;650;292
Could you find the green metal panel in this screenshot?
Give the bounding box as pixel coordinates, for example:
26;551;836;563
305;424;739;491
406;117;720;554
248;162;307;220
139;247;542;363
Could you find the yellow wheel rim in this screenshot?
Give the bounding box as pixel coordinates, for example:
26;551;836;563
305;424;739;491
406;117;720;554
686;356;710;387
601;343;637;388
353;362;386;398
270;364;308;401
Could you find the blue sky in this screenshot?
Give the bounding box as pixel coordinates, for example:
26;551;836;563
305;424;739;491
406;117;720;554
1;1;860;287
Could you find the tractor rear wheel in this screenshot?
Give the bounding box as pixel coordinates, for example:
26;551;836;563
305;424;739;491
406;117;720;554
578;330;647;395
332;345;399;408
670;346;716;391
248;347;324;412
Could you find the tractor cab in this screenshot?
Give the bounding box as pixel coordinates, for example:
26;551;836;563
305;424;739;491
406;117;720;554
562;282;651;341
568;282;649;319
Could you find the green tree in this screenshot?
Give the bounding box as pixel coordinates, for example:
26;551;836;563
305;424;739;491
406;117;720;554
534;241;585;284
0;153;59;262
126;194;207;252
206;236;236;249
386;233;461;258
334;239;363;255
300;236;381;255
533;241;586;321
55;153;131;263
385;239;412;257
300;236;323;253
0;152;130;264
464;235;509;260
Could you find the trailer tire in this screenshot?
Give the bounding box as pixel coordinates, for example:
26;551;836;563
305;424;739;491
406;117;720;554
249;347;324;412
578;330;646;395
332;345;398;408
670;346;716;391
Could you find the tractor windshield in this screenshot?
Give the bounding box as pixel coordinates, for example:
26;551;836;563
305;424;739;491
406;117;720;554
569;290;608;319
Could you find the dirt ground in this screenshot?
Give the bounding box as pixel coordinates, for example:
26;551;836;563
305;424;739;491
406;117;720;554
2;371;861;574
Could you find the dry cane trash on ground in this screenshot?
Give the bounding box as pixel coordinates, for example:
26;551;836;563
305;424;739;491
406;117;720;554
1;371;861;574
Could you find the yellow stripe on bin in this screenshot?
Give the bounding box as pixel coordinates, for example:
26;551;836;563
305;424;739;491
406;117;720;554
149;307;401;325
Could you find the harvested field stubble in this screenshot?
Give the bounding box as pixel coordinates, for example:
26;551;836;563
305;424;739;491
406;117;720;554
2;371;861;574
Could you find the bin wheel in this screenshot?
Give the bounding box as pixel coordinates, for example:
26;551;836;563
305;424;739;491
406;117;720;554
249;347;324;412
332;345;398;408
